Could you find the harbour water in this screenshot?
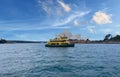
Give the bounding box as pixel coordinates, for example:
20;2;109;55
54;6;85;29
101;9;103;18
0;43;120;77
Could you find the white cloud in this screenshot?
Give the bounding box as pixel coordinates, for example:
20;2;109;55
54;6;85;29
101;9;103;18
73;20;79;26
0;23;70;31
37;0;90;27
38;0;63;16
57;0;71;12
89;28;96;34
38;0;52;14
53;11;90;26
92;11;112;25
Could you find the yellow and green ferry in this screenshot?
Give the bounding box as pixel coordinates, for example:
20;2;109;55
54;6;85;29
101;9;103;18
45;36;74;47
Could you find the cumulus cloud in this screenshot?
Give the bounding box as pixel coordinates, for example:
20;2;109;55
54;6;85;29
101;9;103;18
73;20;79;26
57;0;71;12
92;11;112;25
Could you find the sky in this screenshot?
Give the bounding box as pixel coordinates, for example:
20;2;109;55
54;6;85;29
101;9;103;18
0;0;120;41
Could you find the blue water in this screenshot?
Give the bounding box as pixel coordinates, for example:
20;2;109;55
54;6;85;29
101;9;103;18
0;44;120;77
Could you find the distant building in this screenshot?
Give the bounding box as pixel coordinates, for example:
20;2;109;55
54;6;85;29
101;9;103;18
68;39;89;44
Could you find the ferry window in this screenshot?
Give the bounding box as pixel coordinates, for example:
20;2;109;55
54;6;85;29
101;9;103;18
62;43;68;45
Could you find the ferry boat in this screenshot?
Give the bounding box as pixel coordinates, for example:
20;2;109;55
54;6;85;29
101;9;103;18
45;36;74;47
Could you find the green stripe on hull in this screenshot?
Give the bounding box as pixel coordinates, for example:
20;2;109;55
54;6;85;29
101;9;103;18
45;44;74;47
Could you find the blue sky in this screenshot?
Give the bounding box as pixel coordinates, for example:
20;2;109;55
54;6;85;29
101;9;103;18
0;0;120;41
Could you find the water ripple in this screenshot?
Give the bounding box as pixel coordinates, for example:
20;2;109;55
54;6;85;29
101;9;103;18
0;44;120;77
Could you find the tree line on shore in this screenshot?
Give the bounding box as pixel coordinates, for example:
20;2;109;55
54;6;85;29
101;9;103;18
88;34;120;44
104;34;120;41
0;39;44;43
0;39;7;43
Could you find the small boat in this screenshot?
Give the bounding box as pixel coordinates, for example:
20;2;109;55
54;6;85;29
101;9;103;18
45;36;74;47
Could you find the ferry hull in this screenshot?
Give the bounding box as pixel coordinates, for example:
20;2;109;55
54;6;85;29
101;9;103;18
45;44;74;47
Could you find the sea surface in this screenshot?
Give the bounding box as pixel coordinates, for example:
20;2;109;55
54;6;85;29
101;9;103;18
0;43;120;77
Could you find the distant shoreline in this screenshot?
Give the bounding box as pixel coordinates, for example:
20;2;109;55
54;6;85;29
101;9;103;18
0;40;47;44
77;42;120;44
75;41;120;44
1;41;120;44
0;39;120;44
